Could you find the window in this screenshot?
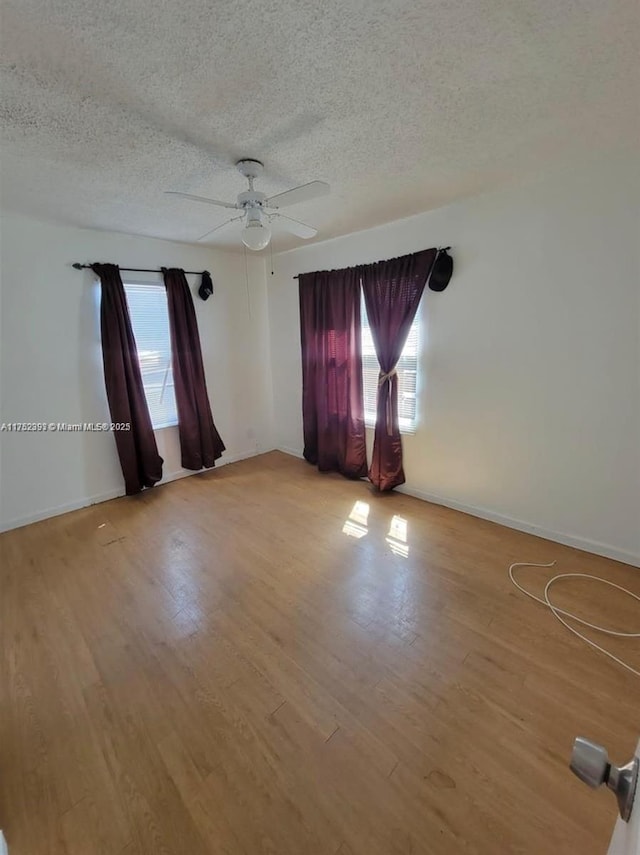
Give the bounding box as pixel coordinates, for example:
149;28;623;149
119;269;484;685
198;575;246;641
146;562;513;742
361;298;419;434
123;283;178;429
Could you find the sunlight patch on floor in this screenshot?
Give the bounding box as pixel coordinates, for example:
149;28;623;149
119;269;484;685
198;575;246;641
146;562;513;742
342;500;370;539
386;514;409;557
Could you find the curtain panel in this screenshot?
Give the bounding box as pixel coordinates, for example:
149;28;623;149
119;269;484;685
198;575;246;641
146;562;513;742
299;268;367;479
162;268;225;470
361;248;437;491
92;263;163;494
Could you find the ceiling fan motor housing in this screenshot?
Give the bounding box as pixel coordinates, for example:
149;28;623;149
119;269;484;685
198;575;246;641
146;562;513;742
237;189;267;210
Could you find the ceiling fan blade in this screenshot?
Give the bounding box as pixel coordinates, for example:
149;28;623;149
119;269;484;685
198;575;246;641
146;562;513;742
266;181;329;209
272;213;317;239
165;191;238;210
196;214;245;242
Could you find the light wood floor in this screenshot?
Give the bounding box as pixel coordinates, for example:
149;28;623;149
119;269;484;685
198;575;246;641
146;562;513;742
1;451;638;854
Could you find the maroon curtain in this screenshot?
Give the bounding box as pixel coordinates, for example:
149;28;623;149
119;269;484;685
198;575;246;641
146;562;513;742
361;249;437;491
299;268;367;478
92;263;163;495
162;268;225;470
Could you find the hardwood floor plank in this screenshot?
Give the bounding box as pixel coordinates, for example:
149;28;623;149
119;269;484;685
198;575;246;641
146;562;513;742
82;680;210;855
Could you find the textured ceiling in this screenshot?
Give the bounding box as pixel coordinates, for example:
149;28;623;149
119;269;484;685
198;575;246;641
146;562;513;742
1;0;637;252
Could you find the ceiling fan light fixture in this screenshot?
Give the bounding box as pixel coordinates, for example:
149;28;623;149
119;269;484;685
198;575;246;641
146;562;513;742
241;219;271;251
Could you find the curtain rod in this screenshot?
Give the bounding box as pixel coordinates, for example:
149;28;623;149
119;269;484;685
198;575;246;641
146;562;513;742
72;263;207;275
291;247;451;278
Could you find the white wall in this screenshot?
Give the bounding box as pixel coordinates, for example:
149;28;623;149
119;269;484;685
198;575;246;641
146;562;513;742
0;212;273;530
267;151;640;565
2;152;638;564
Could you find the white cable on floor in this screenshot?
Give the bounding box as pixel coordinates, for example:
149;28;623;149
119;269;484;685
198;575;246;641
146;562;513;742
508;561;640;678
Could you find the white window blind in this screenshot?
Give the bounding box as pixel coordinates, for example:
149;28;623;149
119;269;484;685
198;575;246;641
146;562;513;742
123;283;178;430
361;298;419;434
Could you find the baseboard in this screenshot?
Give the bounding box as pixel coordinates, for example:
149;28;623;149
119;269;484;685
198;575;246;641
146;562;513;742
0;448;262;534
275;447;638;567
0;491;123;534
276;445;305;460
5;447;637;566
395;484;640;568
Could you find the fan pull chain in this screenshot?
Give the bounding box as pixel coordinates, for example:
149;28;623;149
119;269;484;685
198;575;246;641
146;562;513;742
243;243;252;319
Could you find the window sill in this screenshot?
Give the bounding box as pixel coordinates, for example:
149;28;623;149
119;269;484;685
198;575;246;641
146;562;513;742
153;421;179;431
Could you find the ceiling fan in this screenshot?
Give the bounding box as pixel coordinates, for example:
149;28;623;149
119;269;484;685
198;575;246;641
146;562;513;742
166;159;329;250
